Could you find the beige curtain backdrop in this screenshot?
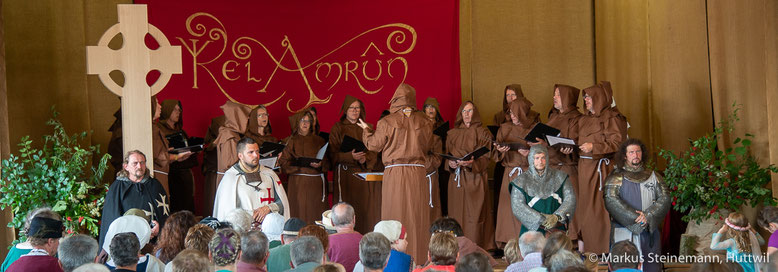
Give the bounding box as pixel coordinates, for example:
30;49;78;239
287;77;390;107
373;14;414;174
1;0;778;253
461;0;777;192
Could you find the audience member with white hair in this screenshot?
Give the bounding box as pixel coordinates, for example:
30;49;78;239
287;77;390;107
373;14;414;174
354;220;413;272
357;232;392;272
505;231;546;272
289;236;326;272
225;208;253;234
58;234;100;272
327;202;363;271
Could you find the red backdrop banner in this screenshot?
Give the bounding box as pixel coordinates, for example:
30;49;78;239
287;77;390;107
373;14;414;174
136;0;461;139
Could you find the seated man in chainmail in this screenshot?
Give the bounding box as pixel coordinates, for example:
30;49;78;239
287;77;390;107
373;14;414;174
604;138;670;272
510;145;576;236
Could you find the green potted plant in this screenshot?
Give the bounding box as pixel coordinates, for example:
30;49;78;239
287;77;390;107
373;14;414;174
0;108;110;245
659;104;777;254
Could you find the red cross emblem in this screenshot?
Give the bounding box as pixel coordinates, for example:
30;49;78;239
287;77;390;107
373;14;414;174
260;188;274;204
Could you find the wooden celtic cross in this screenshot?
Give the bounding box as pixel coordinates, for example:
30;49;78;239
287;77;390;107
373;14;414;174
87;4;182;172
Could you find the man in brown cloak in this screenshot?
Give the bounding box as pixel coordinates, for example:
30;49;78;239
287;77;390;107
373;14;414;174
575;81;628;254
358;83;435;262
202;115;225;216
328;95;382;233
279;111;330;224
213;100;251;185
493;97;537;246
446;101;495;250
158;99;198;213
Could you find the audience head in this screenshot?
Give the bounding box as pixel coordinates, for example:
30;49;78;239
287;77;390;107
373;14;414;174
725;212;754;253
313;263;347;272
185;224;216;255
455;252;493;272
109;232;140;268
616;138;647;169
541;232;573;267
209;228;242;267
518;231;546;258
547;249;585;272
171;249;211;272
27;216;63;255
331;202;356;229
608;240;641;271
58;234;99;272
359;232;392;271
23;207;60;238
155;210;197;263
759;206;778;233
72;263;110;272
428;232;459;266
282;217;306;244
261;212;285;242
503;238;521;264
240;230;270;265
374;220;408;252
225;208;253;234
103;215;151;255
300;224;330;252
290;236;325;267
429;217;464;237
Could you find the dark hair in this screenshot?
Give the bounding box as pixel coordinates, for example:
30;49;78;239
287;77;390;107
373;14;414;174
313;263;344;272
455;252;493;272
155;210;197;263
615;138;648;169
359;232;391;270
237;137;258;154
429;217;464;237
758;206;778;230
171;249;211;272
240;230;269;265
609;240;641;270
300;225;330;251
109;232;140;267
58;234;99;272
428;232;458;266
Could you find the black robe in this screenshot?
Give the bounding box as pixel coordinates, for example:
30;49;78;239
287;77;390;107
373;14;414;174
99;174;170;248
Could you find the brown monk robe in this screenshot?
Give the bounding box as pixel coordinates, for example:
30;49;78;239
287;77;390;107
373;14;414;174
328;95;382;233
492;84;541;125
202;115;225;216
545;84;582;239
151;96;171;194
158;100;198;213
446;101;495;250
246;106;279;146
360;83;435;262
493;97;537;245
575;81;628;254
280;111;330;224
213;101;251;184
107;109;123;176
422;97;445;218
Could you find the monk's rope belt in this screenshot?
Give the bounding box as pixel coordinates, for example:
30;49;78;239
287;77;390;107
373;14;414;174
454;167;462;187
508;167;523;178
425;171;436;208
336;164;349;202
291;173;327;202
580;156;610;191
153;170;168;176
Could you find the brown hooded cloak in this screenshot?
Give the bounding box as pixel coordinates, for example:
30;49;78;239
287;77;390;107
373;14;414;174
279;110;330;224
203;115;225;217
158;99;197;213
362;83;435;262
422;97;445;226
151;96;171;194
213;100;251;184
493;84;540;125
446;101;495;250
328;95;382;233
108;108;124;176
545;84;583;239
493;97;537;245
574;82;628;254
423;97;446;128
246;106;278;146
